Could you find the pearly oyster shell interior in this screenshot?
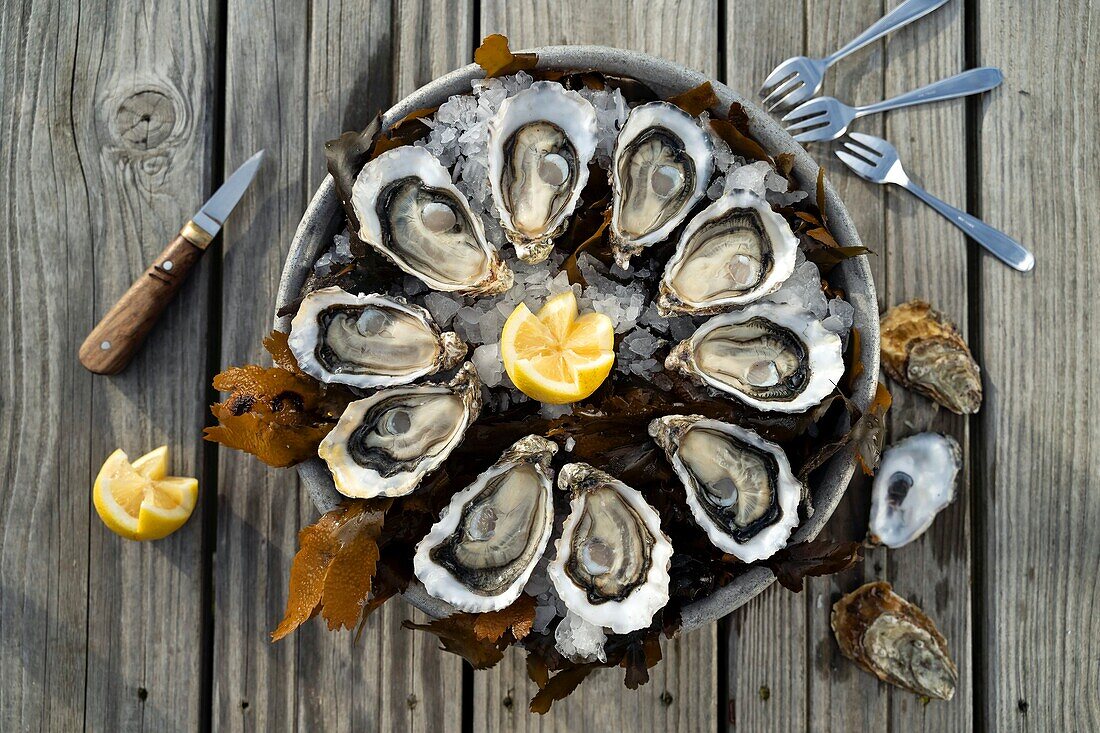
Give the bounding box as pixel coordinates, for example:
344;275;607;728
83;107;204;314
414;435;558;612
317;363;481;498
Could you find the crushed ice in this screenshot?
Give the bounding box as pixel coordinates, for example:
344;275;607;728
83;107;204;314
308;72;855;414
554;610;608;663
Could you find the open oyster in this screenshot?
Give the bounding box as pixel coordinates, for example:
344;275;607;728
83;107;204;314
610;101;713;268
317;363;481;498
666;303;844;413
414;435;558;612
880;300;982;414
832;581;957;700
288;286;466;388
656;190;799;316
351;146;513;295
548;463;672;634
487;81;598;263
869;433;962;548
649;415;801;562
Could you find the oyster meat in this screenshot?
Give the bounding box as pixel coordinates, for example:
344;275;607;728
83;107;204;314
610;101;714;268
288;286;466;388
666;303;844;413
548;463;672;634
657;190;799;316
880;300;982;414
869;433;961;548
351;146;513;295
649;415;801;562
414;435;558;612
487;81;598;263
831;581;958;700
317;363;481;498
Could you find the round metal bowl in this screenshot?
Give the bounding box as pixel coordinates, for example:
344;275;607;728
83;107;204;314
276;46;880;633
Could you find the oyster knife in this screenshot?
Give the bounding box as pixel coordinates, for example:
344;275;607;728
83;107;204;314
79;150;265;375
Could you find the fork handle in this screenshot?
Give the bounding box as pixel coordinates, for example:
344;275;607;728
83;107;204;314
825;0;953;67
857;67;1003;117
905;184;1035;272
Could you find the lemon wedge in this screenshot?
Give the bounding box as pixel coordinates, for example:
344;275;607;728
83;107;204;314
501;291;615;404
93;446;198;541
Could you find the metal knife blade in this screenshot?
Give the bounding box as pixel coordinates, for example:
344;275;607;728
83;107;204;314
191;149;266;237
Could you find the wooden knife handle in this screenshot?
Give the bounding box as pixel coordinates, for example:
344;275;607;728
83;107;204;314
79;222;212;375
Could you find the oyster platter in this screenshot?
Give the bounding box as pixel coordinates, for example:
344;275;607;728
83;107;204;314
208;39;882;706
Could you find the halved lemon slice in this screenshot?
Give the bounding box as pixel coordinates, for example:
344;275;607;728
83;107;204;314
93;446;198;541
501;291;615;404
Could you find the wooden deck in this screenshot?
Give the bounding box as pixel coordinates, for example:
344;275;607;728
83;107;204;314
2;0;1097;730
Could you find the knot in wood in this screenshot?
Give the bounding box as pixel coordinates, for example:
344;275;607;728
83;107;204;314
113;89;176;150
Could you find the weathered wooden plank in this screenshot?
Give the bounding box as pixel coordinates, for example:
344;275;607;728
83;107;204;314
879;2;972;731
0;2;92;730
215;0;469;730
474;2;719;730
213;0;311;727
721;4;810;731
481;0;719;76
799;2;891;732
977;2;1100;730
1;0;216;730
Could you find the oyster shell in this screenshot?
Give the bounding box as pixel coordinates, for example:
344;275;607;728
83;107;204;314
831;581;958;700
869;433;962;548
880;300;982;414
487;81;598;263
610;101;714;268
656;190;799;316
548;463;672;634
288;286;466;388
649;415;801;562
666;303;844;413
413;435;558;612
317;363;482;498
351;146;513;295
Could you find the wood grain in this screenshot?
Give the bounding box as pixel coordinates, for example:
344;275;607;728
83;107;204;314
977;1;1100;730
0;0;216;730
879;2;972;731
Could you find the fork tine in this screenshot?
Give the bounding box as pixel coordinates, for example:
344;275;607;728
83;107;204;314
843;139;882;159
761;76;802;109
848;132;882;147
836;150;873;175
760;65;795;93
765;80;805;111
784;115;828;134
781;105;825;124
793;128;835;144
840;143;879;167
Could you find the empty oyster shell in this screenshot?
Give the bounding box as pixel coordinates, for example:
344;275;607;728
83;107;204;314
649;415;802;562
831;581;958;700
666;303;844;413
317;363;482;499
657;190;799;316
351;146;513;295
413;434;558;612
869;433;961;548
610;101;714;268
288;286;466;388
548;463;672;634
487;81;598;263
880;300;981;414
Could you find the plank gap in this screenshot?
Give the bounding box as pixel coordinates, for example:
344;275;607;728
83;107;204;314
961;0;987;731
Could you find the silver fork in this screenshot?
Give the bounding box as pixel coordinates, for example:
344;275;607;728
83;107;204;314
760;0;952;112
782;67;1003;143
837;133;1035;272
